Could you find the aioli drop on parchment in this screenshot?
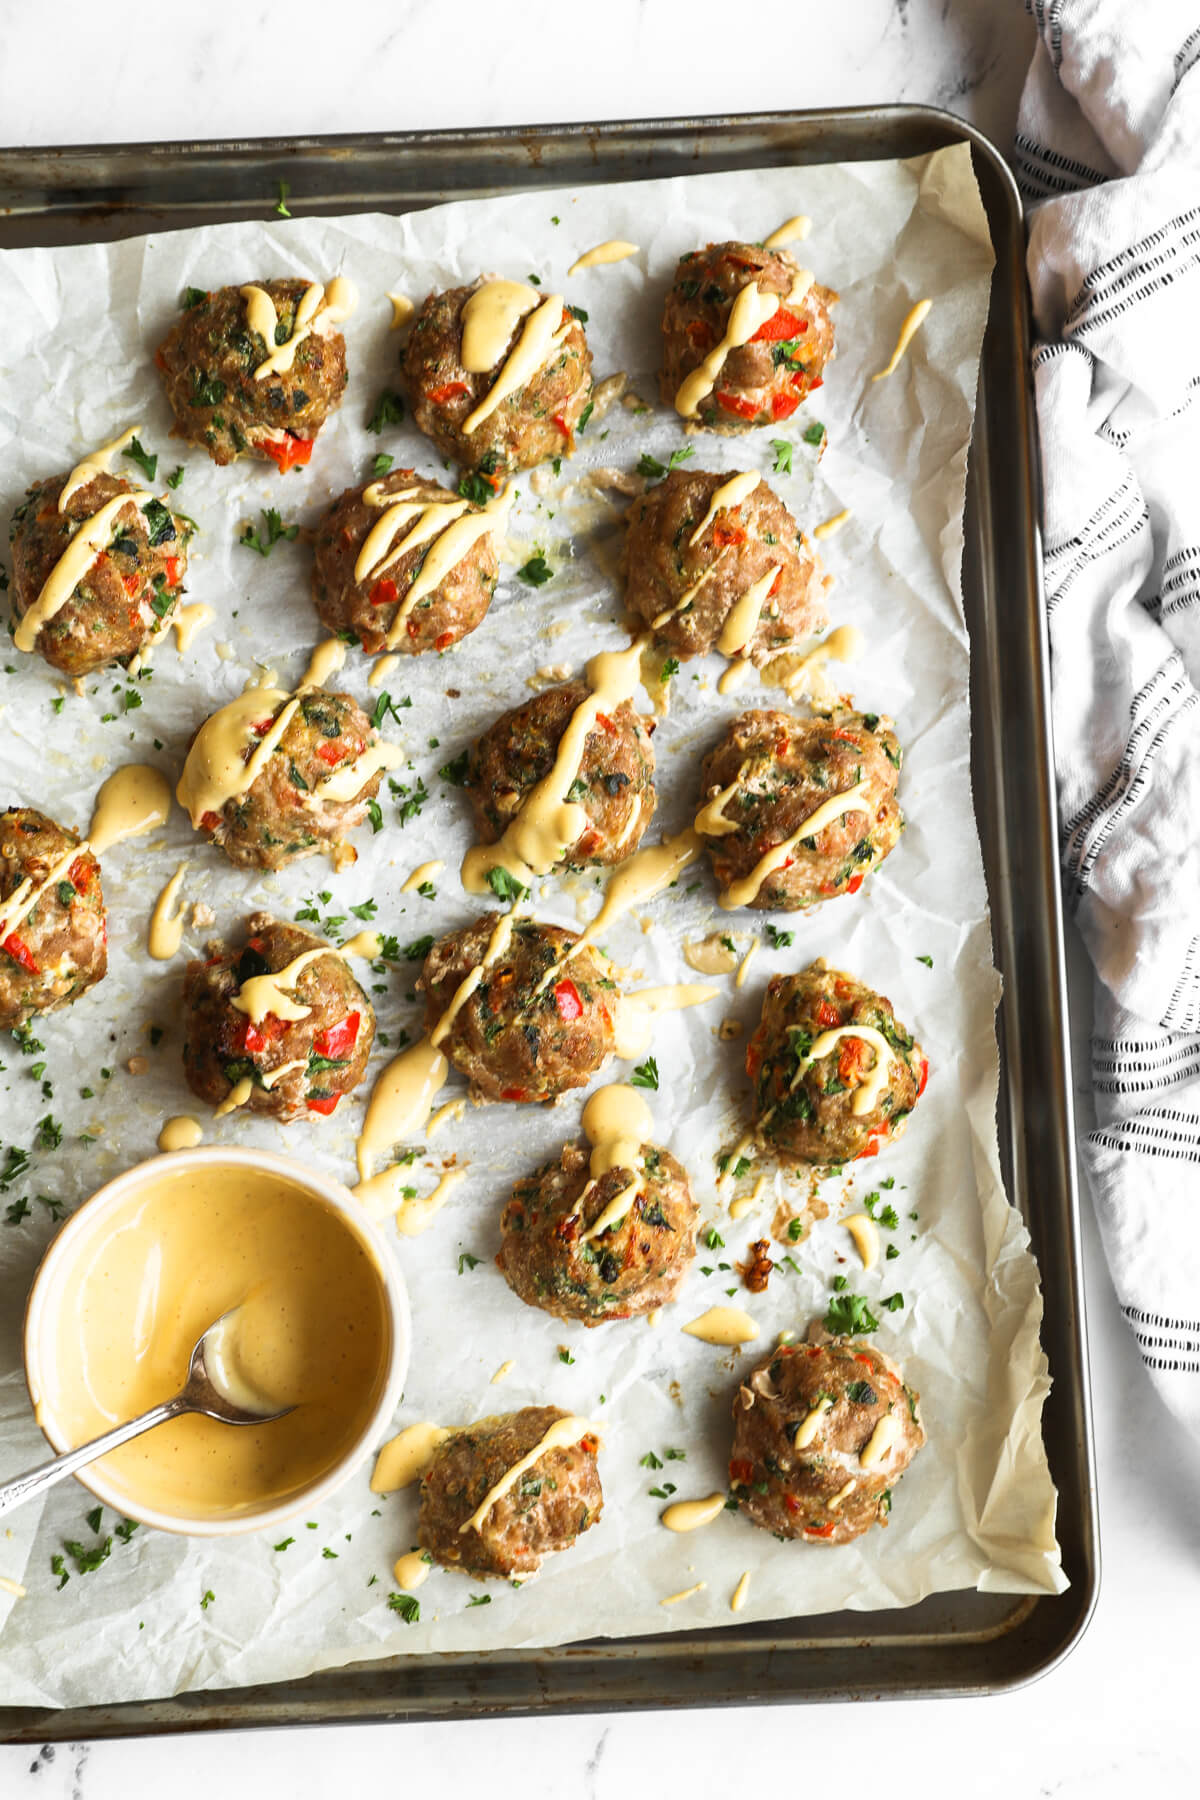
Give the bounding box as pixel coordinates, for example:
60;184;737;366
870;299;932;383
661;1493;726;1533
681;1306;760;1347
148;865;188;960
371;1421;453;1494
393;1551;431;1589
567;240;639;277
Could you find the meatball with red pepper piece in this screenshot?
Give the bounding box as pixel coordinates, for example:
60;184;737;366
155;278;350;471
697;708;903;910
418;1406;603;1579
498;1138;697;1326
621;468;829;667
311;467;500;657
9;470;191;678
461;678;656;878
729;1330;924;1544
181;914;375;1123
662;241;836;431
402;278;593;479
0;809;106;1031
746;961;927;1167
420;914;616;1105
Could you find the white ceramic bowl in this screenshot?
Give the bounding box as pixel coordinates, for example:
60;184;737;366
23;1146;410;1538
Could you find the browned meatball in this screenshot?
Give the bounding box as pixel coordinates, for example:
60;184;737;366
621;469;828;665
730;1332;924;1544
746;963;928;1167
181;914;375;1123
661;242;836;431
418;1406;603;1579
462;680;656;877
498;1140;696;1325
0;810;106;1030
402;279;593;477
181;687;391;872
421;916;616;1105
698;709;903;911
9;471;191;678
155;279;349;470
311;467;499;657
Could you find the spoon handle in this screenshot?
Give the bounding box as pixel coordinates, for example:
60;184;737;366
0;1397;191;1520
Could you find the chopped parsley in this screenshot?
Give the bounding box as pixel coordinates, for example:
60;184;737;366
439;749;470;787
370;690;407;729
350;899;378;922
823;1292;880;1336
366;797;384;833
239;507;298;557
466;1594;491;1608
577;400;594;434
274;180;292;218
766;924;794;949
486;866;528;905
704;1227;724;1251
639;1451;664;1470
648;1484;677;1499
630;1057;659;1091
166;465;185;490
404;935;434;963
770;439;794;475
636;445;694;482
182;286;208;310
123;436;158;482
388;1592;421;1623
457;1252;481;1275
883;1292;905;1312
274;1537;295;1552
803;422;826;446
845;1380;877;1405
200;1589;215;1609
372;453;395;478
517;552;554;587
786;1218;805;1242
916;954;933;967
366;389;406;434
660;657;680;682
558;1348;575;1365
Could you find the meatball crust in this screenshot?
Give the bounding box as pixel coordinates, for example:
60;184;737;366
698;709;903;911
181;914;375;1123
402;280;593;477
621;469;828;665
730;1333;924;1544
188;687;389;872
155;279;348;469
498;1140;697;1325
311;467;499;658
0;810;106;1030
418;1406;603;1579
661;241;837;431
421;916;616;1105
9;471;191;678
747;963;927;1167
464;680;656;874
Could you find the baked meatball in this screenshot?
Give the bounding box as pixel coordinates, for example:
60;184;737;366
730;1332;925;1543
463;680;656;877
746;963;927;1167
498;1139;697;1325
621;469;828;665
311;467;499;657
421;916;616;1105
662;241;836;430
418;1406;603;1579
698;709;903;911
9;471;191;678
0;810;106;1030
181;914;375;1123
179;686;392;872
402;279;593;477
155;278;350;471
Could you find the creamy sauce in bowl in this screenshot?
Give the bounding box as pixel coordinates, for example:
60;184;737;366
24;1150;406;1531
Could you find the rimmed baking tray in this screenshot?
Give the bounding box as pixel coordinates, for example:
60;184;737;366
0;105;1096;1736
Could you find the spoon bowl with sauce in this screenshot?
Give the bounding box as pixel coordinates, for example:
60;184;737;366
22;1148;410;1536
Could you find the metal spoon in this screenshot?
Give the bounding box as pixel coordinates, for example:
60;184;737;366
0;1307;293;1520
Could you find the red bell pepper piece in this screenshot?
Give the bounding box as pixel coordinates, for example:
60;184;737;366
241;1015;285;1056
594;712;617;736
554;978;583;1022
715;390;760;420
845;873;865;895
729;1458;755;1486
804;1520;836;1538
306;1094;340;1115
313;1011;360;1060
712;521;746;548
816;998;840;1029
261;434;313;474
2;933;39;974
916;1055;930;1098
164;556;182;586
750;308;806;343
315;738;348;766
500;1086;530;1102
369;577;398;608
770;391;802;421
426;380;468;406
434;629;455;651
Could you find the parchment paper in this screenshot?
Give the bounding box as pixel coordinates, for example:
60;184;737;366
0;144;1064;1709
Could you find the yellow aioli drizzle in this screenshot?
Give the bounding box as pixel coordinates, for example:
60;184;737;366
688;471;761;548
232;947;342;1024
812;509;851;541
717;659;755;698
402;859;445;896
735;941;759;989
675;282;782;419
763;215;812;249
88;764;172;856
459;1414;597;1535
355;487;470;585
341;930;383;960
695;782;743;840
683;933;740;975
169;602;215;652
387;292;414;330
371;1422;452;1493
771;623;864;699
383;486;513;652
148;864;188;960
844;1213;880;1269
461;279;540;370
612;985;718;1060
827;1479;856;1512
313;738;404;803
661;1493;726;1533
660;1582;706;1606
573;1084;654;1243
730;1570;752;1612
214;1076;253;1118
59;425;139;512
718;567;780;661
651;547;730;630
871;298;932;382
0;1577;26;1601
791;1024;896;1118
360;1166;468;1236
716;1128;757;1198
462;285;573;435
794;1394;833;1449
157;1115;203;1153
368;654;402;689
461;637;647;895
567;239;639;276
300;638;347;690
393;1551;431;1589
15;492;159;653
729;1192;757;1221
257;1058;309;1092
682;1306;759;1347
717;783;874;911
490;1359;515;1384
859;1414;901;1469
426;1096;466;1139
241;276;357;381
177;687;297;827
550;827;703;981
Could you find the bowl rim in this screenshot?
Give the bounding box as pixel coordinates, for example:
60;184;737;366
23;1144;411;1539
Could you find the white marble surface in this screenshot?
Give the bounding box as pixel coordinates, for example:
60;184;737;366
3;0;1199;1792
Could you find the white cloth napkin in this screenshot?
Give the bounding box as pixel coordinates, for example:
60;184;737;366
1017;1;1200;1435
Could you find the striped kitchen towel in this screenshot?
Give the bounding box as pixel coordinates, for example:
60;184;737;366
1018;0;1200;1436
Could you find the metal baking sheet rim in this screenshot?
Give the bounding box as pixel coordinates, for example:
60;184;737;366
0;106;1098;1735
